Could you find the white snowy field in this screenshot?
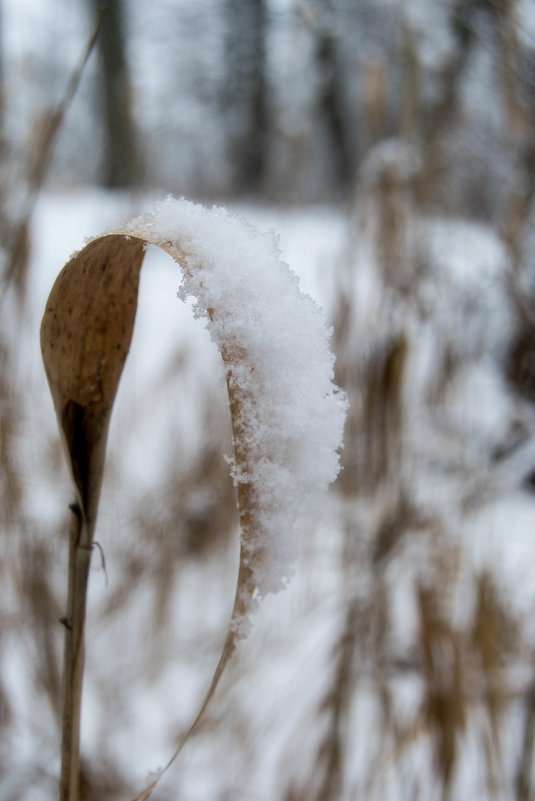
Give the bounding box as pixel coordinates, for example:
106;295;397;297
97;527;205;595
3;187;535;800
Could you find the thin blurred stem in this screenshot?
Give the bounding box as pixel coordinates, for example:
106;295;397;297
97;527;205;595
516;677;535;801
59;503;93;801
0;10;104;300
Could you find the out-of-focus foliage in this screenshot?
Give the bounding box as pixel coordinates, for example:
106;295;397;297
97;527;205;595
1;0;534;206
2;0;535;800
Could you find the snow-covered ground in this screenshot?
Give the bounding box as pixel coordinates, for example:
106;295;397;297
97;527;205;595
3;188;535;800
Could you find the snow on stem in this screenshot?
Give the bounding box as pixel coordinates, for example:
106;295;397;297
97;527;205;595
114;197;347;597
40;196;347;800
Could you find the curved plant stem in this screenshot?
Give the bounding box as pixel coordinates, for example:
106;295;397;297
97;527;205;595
131;560;255;801
59;503;93;801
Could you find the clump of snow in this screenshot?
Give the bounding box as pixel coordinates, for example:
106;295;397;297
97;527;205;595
114;197;347;596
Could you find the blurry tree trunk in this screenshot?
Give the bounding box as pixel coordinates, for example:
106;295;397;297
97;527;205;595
0;0;3;146
361;54;388;150
314;13;354;193
493;0;535;263
416;0;475;207
400;23;420;143
91;0;139;188
224;0;266;194
0;0;4;251
495;0;527;138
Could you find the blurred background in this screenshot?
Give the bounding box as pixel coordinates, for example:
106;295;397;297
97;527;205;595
2;0;535;799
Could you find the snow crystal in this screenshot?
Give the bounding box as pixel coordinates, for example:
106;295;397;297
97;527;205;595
113;197;347;596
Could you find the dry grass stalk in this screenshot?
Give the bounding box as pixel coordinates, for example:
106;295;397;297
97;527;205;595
0;30;105;790
41;235;146;801
0;11;104;301
470;571;514;799
494;0;530;141
415;1;475;209
41;221;294;799
400;23;421;143
417;580;466;800
307;537;362;801
361;55;388;148
516;677;535;801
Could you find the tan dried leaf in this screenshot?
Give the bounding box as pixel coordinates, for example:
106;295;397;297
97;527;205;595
40;235;145;534
41;228;256;801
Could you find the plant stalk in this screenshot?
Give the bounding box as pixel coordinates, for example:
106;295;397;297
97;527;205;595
59;503;93;801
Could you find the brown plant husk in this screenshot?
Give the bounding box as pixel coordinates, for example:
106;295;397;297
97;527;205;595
41;228;259;801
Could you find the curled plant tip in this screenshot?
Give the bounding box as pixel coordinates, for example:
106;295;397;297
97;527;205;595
112;197;347;599
41;196;347;800
40;235;146;535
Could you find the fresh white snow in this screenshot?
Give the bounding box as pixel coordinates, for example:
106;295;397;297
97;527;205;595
113;196;348;595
